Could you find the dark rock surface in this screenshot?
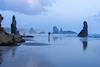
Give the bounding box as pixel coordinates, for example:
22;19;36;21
0;14;25;46
11;15;17;34
78;21;88;37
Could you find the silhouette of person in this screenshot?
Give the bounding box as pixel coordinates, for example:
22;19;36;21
48;32;51;42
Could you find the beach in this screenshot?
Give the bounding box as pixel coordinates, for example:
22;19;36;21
0;34;100;67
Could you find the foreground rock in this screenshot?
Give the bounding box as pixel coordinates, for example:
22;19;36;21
0;14;25;45
78;21;88;37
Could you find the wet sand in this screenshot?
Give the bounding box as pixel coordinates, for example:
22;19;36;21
0;34;100;67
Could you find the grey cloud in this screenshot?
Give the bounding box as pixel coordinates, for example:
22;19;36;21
0;0;55;15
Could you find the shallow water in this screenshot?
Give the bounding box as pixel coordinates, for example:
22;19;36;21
0;34;100;67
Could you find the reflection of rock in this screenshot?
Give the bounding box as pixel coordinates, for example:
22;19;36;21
24;43;51;46
80;38;88;51
0;51;3;64
0;46;17;64
83;40;88;51
0;14;25;45
53;36;59;42
78;21;88;37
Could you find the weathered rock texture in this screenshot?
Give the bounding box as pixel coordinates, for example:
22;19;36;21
78;21;88;37
0;14;25;45
11;15;17;34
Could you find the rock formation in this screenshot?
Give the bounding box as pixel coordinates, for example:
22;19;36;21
53;26;76;34
0;14;25;45
78;21;88;37
0;14;3;27
0;14;4;32
53;26;59;34
29;27;36;34
11;15;17;34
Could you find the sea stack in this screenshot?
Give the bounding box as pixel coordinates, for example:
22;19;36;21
10;15;25;43
78;21;88;37
0;14;25;45
53;26;59;34
11;15;17;34
0;14;3;27
0;14;4;32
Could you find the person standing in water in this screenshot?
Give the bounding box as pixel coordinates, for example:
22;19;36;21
48;32;51;42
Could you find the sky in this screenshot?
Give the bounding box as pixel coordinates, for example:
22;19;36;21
0;0;100;33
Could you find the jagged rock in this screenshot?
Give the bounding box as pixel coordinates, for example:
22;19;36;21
78;21;88;37
0;14;25;45
13;35;25;43
0;32;13;44
11;15;17;34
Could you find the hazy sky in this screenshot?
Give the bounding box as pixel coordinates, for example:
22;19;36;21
0;0;100;33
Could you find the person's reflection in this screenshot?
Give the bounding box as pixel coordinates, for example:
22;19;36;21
80;38;88;51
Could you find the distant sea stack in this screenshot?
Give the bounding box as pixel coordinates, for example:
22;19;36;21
53;26;59;34
29;27;36;34
53;26;76;34
78;21;88;37
0;14;25;45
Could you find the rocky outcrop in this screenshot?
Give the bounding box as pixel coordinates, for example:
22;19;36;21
0;14;25;45
78;21;88;37
53;26;76;34
11;15;17;34
0;14;3;27
53;26;59;34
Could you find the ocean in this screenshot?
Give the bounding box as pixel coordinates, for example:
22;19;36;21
0;34;100;67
